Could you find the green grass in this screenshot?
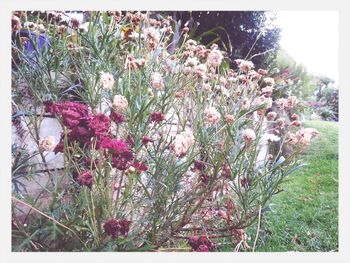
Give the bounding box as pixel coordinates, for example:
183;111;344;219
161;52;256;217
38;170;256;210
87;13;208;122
249;120;338;251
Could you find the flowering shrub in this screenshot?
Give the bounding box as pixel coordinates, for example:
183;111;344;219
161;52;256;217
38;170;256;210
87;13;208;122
11;11;318;252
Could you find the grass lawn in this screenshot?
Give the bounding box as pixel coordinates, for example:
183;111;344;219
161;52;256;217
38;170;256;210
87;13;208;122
248;120;338;251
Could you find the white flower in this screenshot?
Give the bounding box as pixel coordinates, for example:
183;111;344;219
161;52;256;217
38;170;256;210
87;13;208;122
39;136;56;152
204;107;220;125
113;95;128;112
100;71;115;90
150;72;164;90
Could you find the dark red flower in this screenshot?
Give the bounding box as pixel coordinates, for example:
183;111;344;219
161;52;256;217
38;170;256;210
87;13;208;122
131;161;148;172
200;174;210;184
118;219;132;236
142;136;153;145
221;164;231;179
103;219;119;238
44;100;59;117
150;112;166;123
100;137;134;170
126;134;135;147
241;177;250;188
88;113;110;137
103;219;132;238
188;235;213;252
110;111;125;124
197;245;209;252
53;140;64;154
76;170;93;188
194;160;206;171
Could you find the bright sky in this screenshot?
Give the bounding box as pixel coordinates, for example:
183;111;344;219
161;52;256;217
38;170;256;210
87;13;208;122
276;11;339;83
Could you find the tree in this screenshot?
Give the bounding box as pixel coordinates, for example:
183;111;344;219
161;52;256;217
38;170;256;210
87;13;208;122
171;11;281;69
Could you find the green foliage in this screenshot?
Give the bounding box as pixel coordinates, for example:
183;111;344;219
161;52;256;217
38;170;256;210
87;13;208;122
245;121;338;251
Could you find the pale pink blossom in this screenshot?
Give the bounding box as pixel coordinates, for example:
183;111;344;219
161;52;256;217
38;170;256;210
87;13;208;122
286;96;298;109
194;64;207;78
100;71;115;90
253;96;272;109
171;130;195;157
225;114;235;124
263;77;275;86
267;111;277;121
204;107;220;125
235;59;254;73
113;95;128;112
150;72;164;90
183;66;192;75
262;85;274;96
39;136;56;152
242;98;251;110
296;128;319;145
185;57;198;67
243;129;256;144
144;27;160;42
207;49;223;68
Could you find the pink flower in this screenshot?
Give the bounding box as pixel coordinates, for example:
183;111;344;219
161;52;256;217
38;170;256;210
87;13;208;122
225;114;235;124
262;85;274;96
286;96;298;109
204;107;220;125
258;69;268;75
194;160;206;171
263;77;275;86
